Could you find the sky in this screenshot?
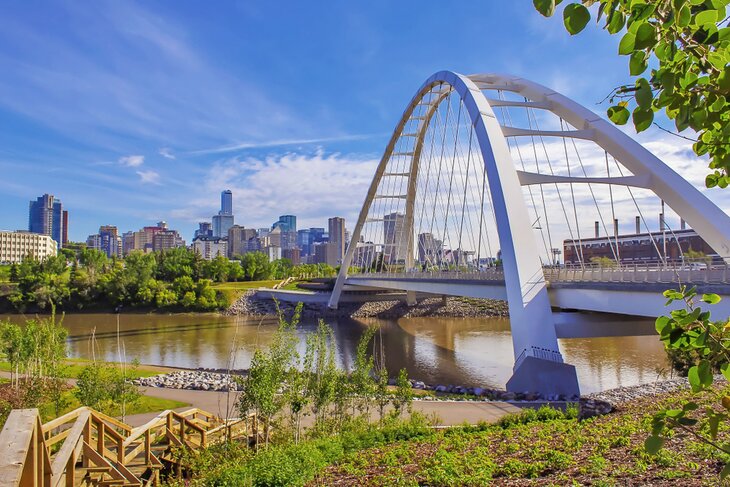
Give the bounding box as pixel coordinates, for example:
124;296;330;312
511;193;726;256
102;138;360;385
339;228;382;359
1;0;728;243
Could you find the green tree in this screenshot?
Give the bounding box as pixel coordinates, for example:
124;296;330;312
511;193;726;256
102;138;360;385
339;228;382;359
271;258;294;279
535;0;730;186
240;252;272;281
237;303;302;447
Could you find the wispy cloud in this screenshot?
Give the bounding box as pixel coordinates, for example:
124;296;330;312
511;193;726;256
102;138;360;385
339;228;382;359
158;147;175;159
136;170;161;184
119;155;145;167
189;133;386;156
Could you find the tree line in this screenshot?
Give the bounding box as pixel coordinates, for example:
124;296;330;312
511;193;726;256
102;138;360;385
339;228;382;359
1;247;338;313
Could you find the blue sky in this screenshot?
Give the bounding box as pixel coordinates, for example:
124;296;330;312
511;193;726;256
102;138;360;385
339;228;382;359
0;1;727;242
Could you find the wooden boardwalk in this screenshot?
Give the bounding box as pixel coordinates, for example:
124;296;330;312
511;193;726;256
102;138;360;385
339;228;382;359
0;406;258;486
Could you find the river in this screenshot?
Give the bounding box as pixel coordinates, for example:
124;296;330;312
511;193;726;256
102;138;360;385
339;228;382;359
0;312;669;394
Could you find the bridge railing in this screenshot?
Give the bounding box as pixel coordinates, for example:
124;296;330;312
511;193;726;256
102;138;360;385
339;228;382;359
348;260;730;285
0;406;259;487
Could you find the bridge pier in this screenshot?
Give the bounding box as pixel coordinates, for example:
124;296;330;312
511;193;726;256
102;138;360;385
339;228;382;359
406;290;417;307
507;357;580;400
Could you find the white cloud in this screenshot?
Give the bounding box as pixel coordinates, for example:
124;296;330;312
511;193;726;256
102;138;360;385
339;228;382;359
172;150;379;228
159;147;175;159
119;154;145;167
136;170;161;184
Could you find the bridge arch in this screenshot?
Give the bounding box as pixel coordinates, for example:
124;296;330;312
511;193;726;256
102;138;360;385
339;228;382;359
329;70;730;396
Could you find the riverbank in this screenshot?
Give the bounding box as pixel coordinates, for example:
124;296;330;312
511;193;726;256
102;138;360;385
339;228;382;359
226;290;509;319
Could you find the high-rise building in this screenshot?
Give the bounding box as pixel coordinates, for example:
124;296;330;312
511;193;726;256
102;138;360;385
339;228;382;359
87;225;122;258
281;247;301;265
227;225;257;258
221;190;233;216
28;194;65;249
417;232;442;266
61;211;68;246
194;222;213;239
328;217;345;265
213;214;234;238
191;236;228;260
0;231;58;264
383;212;407;264
275;215;297;233
123;222;184;254
213;190;235;237
313;241;340;267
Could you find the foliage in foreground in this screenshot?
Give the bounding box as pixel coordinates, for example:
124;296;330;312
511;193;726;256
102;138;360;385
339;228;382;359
312;387;730;486
650;288;730;477
165;414;435;487
535;0;730;187
236;304;415;448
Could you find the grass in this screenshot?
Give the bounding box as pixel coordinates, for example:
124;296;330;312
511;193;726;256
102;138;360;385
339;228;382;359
38;389;189;421
212;280;282;302
0;359;164;379
313;387;730;486
163;385;730;486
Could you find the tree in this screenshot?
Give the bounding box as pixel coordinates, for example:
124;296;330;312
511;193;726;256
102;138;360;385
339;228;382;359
649;288;730;477
237;303;302;447
240;252;272;281
271;258;293;279
534;0;730;187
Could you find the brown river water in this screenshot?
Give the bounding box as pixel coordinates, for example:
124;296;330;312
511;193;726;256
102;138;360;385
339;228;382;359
0;312;669;394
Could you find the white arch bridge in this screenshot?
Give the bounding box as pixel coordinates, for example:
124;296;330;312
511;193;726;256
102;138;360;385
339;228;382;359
325;70;730;398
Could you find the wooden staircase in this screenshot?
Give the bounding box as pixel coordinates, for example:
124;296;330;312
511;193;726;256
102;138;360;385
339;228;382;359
0;407;259;486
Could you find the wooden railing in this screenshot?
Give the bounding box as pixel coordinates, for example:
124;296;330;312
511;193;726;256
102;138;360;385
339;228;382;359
0;407;258;487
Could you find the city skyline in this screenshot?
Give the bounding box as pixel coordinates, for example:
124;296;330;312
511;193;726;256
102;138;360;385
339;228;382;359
1;2;729;243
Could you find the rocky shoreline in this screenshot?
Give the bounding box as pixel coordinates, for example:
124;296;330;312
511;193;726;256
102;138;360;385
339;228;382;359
225;291;509;319
132;368;701;414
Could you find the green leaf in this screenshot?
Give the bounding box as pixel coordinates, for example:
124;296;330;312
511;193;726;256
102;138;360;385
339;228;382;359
534;0;557;17
629;51;648;75
607;105;630;125
702;293;721;304
618;32;636;55
635;78;653;108
645;435;664;455
563;3;591;35
688;365;702;392
607;11;626;34
677;5;691;27
632;107;654;132
634;22;657;49
694;9;719;26
655;315;671;334
698;359;714;387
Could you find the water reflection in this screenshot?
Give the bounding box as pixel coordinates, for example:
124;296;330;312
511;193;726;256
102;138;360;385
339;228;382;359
0;312;669;394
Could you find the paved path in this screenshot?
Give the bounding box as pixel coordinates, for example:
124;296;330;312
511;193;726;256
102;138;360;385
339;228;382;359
1;371;523;428
130;386;522;427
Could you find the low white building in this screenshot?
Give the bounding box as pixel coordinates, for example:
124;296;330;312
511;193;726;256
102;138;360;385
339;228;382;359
192;236;228;260
0;231;58;264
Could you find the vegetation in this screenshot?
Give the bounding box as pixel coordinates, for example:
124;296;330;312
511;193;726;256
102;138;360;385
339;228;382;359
3;247;339;313
313;387;729;485
0;313;182;427
164;385;730;486
536;1;730;479
535;0;730;187
236;305;415;448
